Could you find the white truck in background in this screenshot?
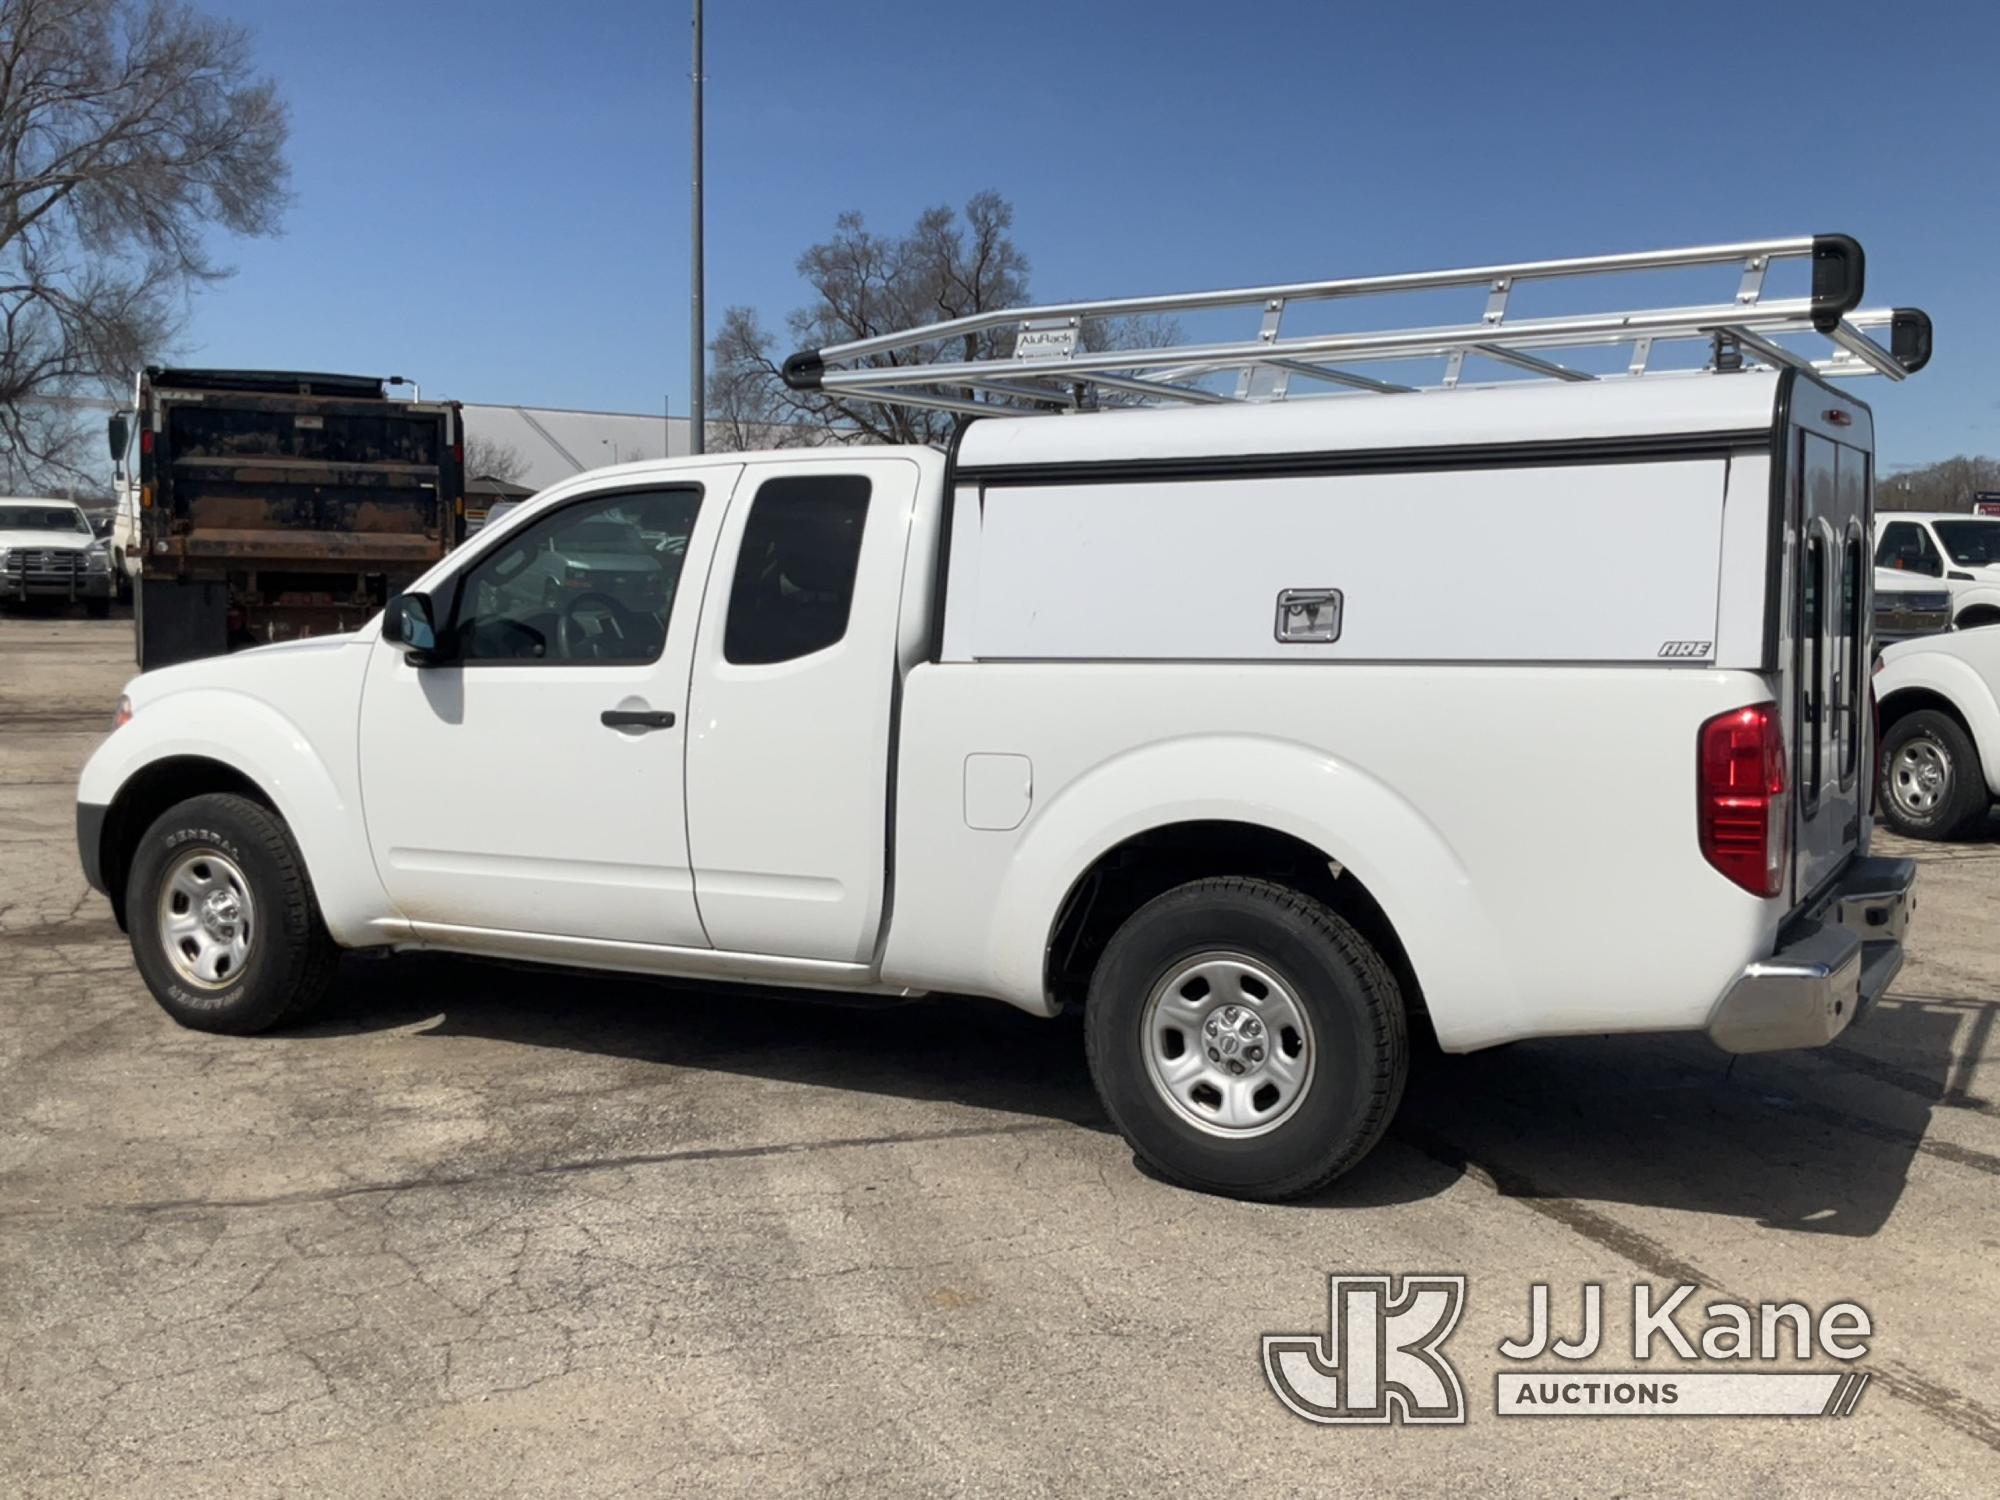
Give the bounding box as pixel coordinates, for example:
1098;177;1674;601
0;497;116;615
1874;512;2000;630
1876;627;2000;839
77;236;1926;1200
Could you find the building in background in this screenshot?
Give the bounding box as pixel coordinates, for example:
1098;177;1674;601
459;405;688;490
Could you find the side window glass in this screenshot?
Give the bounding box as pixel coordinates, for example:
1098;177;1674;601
453;488;699;664
1916;526;1944;573
1841;536;1862;782
1801;531;1825;806
723;475;871;665
1875;522;1942;578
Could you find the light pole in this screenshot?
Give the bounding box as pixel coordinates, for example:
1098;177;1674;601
689;0;705;456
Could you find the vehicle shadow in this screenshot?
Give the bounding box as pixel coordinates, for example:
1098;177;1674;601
303;951;1970;1238
1365;987;1975;1237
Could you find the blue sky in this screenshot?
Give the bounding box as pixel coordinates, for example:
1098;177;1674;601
191;0;1999;467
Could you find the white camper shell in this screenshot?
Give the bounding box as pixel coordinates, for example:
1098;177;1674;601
80;235;1925;1200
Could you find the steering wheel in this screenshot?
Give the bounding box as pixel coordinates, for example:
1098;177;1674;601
557;590;637;659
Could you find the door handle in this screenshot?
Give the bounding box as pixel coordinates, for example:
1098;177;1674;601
600;708;676;730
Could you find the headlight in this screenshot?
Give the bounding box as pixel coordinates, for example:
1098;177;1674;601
85;549;111;572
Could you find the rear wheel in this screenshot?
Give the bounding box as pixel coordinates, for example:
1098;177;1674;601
125;793;340;1033
1084;877;1406;1200
1879;709;1989;840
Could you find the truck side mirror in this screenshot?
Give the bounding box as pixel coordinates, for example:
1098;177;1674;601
382;592;442;663
106;413;129;466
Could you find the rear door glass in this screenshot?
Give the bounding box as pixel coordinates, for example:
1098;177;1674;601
1801;530;1825;809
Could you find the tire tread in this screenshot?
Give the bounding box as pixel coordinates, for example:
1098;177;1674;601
1881;710;1988;842
128;792;340;1033
1084;875;1407;1200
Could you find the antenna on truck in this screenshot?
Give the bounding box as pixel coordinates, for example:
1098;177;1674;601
780;233;1931;419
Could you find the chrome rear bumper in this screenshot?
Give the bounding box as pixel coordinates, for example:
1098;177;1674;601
1707;857;1915;1054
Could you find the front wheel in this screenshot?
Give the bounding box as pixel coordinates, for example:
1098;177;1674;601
1879;710;1989;841
125;793;341;1033
1084;877;1407;1201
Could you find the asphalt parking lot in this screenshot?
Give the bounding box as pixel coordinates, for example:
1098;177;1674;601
3;610;1998;1496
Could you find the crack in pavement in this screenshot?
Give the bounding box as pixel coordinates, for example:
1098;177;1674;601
1399;1125;2000;1457
5;1119;1070;1220
0;920;119;948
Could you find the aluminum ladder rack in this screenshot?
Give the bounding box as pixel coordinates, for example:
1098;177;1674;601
781;233;1932;418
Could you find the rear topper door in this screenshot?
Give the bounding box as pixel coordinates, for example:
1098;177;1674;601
1791;427;1871;899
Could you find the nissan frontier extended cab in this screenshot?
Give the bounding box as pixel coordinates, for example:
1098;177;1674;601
78;236;1925;1199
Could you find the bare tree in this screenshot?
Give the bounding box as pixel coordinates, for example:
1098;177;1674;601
1879;455;2000;513
709;192;1190;451
708;304;814;452
462;434;528;484
0;0;289;487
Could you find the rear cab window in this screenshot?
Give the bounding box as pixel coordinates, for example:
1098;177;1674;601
723;476;872;665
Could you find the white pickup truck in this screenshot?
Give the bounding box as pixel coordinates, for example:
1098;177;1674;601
1874;511;2000;630
1876;626;2000;839
1;498;116;616
77;237;1926;1199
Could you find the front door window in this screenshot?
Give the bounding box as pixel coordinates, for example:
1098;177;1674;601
453;489;699;663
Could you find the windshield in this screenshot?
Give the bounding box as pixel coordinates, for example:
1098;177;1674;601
0;504;89;533
1932;520;2000;566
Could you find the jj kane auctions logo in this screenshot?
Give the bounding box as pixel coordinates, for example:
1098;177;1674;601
1264;1276;1872;1425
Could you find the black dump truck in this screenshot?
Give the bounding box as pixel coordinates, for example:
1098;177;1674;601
109;368;465;670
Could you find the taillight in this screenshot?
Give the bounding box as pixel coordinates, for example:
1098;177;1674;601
1698;702;1789;898
139;429;154;455
111;695;133;730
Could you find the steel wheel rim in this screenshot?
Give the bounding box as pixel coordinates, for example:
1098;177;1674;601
1889;738;1951;818
1141;949;1316;1138
157;848;255;990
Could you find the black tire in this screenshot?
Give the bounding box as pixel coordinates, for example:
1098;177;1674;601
1084;877;1406;1201
1955;607;2000;631
1878;709;1989;841
125;793;340;1033
85;597;112;619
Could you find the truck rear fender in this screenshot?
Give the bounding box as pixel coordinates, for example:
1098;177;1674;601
983;733;1512;1044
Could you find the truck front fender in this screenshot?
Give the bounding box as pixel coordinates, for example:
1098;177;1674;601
983;733;1512;1045
1947;580;2000;623
1879;649;2000;797
78;687;391;946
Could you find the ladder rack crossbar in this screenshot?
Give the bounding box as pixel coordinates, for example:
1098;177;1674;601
811;236;1820;363
780;235;1928;416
